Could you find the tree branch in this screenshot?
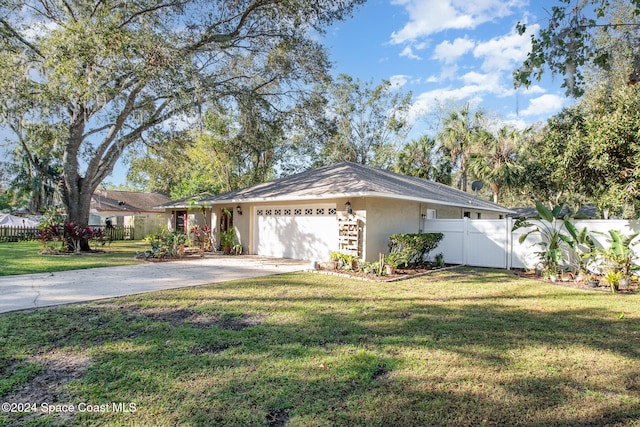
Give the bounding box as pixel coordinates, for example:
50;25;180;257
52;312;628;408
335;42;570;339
0;17;44;58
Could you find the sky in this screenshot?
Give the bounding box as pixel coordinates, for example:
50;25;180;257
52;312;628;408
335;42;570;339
2;0;571;187
320;0;569;136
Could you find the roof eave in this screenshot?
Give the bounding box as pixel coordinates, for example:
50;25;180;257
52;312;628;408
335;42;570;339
196;191;514;214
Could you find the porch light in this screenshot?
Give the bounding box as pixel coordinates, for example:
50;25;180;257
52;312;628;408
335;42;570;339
236;205;243;215
345;201;352;214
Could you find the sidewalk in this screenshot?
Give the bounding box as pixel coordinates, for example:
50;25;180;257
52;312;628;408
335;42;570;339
0;256;308;314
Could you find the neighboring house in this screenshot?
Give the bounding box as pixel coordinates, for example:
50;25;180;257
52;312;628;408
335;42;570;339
90;190;171;237
159;162;514;262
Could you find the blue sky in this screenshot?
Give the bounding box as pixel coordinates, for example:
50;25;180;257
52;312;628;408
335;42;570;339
2;0;570;187
321;0;570;137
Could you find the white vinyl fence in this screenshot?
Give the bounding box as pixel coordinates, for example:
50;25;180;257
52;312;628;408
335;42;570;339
423;218;640;270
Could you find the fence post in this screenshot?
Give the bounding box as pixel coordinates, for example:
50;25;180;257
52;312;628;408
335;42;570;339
506;217;513;270
463;217;469;266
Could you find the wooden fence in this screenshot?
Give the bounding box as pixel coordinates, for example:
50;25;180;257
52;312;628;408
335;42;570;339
0;225;135;243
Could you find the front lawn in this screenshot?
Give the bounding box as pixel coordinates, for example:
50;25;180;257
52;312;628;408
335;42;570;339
0;241;145;276
0;269;638;426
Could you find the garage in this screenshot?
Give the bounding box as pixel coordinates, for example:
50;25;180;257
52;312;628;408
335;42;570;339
254;204;338;261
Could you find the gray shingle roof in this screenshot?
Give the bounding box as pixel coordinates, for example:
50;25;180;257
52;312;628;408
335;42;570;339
92;190;171;212
197;162;512;213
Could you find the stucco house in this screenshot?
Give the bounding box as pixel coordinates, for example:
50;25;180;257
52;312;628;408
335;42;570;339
160;162;513;262
90;190;171;236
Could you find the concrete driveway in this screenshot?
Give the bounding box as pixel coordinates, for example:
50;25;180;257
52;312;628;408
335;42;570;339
0;255;309;314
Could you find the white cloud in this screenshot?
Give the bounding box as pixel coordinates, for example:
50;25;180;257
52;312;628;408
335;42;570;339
473;24;539;73
389;74;411;89
460;71;499;88
519;94;565;117
433;37;475;64
520;85;546;95
399;45;421;60
390;0;527;44
407;86;485;122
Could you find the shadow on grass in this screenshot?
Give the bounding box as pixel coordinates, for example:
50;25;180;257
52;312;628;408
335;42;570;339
0;268;639;426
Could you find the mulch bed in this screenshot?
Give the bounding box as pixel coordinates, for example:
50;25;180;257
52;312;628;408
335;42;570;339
512;269;638;294
314;264;462;282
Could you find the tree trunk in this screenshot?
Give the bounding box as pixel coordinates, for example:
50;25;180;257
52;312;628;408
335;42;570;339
62;177;94;252
490;183;500;204
61;119;96;252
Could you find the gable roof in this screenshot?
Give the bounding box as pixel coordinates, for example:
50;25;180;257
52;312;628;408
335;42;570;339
92;190;171;213
194;162;512;213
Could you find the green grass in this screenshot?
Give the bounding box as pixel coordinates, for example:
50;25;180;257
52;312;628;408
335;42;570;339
0;241;145;276
0;268;639;426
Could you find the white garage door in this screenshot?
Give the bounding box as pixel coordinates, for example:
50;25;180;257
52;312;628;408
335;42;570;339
254;204;338;261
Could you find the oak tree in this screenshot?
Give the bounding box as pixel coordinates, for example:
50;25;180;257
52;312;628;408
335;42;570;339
0;0;364;248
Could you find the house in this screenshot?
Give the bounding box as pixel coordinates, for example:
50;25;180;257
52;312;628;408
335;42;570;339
90;190;171;237
160;162;514;262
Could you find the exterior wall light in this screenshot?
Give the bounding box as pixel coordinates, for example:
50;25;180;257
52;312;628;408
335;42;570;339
236;205;242;215
345;201;352;214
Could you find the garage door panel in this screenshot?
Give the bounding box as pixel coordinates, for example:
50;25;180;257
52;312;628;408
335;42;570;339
255;205;337;261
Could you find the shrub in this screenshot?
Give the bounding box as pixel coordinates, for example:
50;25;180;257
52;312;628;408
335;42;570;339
144;228;188;258
388;233;444;266
329;251;358;270
36;209;104;252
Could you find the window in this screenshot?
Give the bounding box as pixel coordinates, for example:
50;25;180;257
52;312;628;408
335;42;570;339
476;213;481;219
463;211;471;218
425;209;437;219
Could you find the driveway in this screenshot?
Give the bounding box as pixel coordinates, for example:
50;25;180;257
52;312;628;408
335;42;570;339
0;255;309;314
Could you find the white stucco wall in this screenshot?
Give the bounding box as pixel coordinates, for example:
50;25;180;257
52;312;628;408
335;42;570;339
362;198;506;261
363;198;422;261
164;197;507;261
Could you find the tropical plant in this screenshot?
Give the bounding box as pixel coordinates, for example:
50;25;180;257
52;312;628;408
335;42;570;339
564;223;598;275
512;201;577;277
144;228;187;258
603;270;623;293
601;230;639;280
220;228;237;252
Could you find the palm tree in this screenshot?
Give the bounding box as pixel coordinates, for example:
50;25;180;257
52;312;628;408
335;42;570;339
395;135;453;184
468;126;526;204
437;103;485;192
395;136;437;178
